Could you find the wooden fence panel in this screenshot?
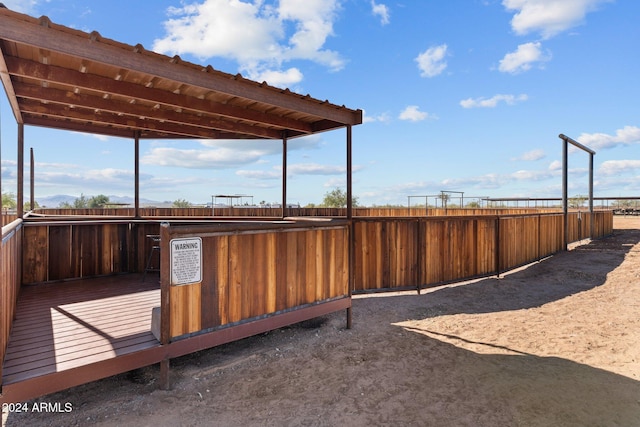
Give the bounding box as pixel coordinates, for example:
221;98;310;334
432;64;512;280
49;225;72;281
22;222;133;284
1;220;22;388
35;206;567;218
498;216;540;272
165;223;349;339
22;224;48;284
422;220;445;285
539;214;564;256
475;218;498;276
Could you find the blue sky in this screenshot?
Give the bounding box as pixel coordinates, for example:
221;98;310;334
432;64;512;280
1;0;639;206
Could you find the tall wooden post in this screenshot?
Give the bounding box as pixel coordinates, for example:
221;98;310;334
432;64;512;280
346;125;353;329
17;123;23;218
282;133;288;219
30;147;34;211
134;131;140;218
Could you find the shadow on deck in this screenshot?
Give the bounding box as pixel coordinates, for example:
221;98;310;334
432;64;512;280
1;274;164;403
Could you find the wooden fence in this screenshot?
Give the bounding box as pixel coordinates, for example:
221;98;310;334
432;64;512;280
158;221;350;340
18;211;613;291
1;219;22;386
353;211;612;292
33;207;567;218
3;210;613;385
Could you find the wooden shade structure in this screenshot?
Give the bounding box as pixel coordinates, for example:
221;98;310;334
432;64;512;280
0;5;362;403
0;5;362;216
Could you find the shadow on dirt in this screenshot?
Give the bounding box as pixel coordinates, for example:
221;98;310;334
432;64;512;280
386;227;640;319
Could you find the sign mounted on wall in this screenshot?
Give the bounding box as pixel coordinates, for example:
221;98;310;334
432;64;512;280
170;237;202;286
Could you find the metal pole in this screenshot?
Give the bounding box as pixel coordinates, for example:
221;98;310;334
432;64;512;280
589;152;594;238
562;137;568;251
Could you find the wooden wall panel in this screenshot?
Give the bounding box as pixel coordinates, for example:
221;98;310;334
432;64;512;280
170;283;201;337
22;225;48;284
423;220;445;285
48;225;72;281
215;235;230;327
476;218;497;276
1;221;22;386
163;224;349;339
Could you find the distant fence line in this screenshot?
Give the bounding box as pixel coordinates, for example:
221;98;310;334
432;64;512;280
23;206;593;218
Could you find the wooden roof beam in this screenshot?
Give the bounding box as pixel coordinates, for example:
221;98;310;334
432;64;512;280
0;10;361;125
0;45;22;123
14;82;285;139
19;99;269;139
6;57;316;134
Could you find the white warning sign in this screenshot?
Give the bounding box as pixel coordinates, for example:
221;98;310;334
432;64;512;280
170;237;202;286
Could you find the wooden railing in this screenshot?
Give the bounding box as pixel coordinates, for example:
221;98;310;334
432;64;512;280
1;218;23;385
157;220;350;340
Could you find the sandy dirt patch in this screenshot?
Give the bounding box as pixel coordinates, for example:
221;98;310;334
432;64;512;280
4;216;640;426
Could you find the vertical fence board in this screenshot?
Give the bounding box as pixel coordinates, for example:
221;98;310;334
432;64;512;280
22;225;48;283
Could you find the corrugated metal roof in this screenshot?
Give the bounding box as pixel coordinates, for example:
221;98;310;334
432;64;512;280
0;6;362;140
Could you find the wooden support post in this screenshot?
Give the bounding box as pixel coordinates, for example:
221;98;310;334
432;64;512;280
134;131;140;218
30;147;34;211
495;216;501;278
17;123;23;218
282;133;287;219
160;359;170;390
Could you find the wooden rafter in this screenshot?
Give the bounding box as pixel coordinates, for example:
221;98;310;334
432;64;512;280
0;8;362;141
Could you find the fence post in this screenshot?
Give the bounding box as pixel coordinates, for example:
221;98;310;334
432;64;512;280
495;216;500;277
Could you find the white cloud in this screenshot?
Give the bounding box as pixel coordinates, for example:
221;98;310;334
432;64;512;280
288;163;346;176
503;0;612;39
398;105;434;122
499;42;550;74
441;173;506;190
143;135;326;170
415;44;448;78
576;126;640;151
548;160;562;171
251;67;304;88
371;1;390;25
460;94;528;108
142;139;281;169
598;160;640;176
362;110;392;124
236;169;281;179
512;149;546;161
153;0;343;88
1;0;39;14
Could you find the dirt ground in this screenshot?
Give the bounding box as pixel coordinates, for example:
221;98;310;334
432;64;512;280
3;216;640;427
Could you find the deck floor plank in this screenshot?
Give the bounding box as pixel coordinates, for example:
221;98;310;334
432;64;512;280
2;275;162;388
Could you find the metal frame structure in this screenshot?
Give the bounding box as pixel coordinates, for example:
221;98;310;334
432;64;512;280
559;133;595;250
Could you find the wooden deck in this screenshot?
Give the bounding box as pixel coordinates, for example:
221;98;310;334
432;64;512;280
1;274;164;403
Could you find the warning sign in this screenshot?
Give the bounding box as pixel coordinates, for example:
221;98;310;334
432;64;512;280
170;237;202;286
